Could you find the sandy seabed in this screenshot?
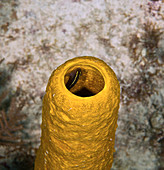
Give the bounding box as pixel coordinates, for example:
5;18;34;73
0;0;164;169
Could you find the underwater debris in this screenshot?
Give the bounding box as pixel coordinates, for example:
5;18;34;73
0;59;36;169
119;72;155;105
129;20;163;64
122;18;164;105
0;90;26;147
0;86;36;169
142;21;163;62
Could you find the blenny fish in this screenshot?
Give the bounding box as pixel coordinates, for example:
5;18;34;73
66;68;82;90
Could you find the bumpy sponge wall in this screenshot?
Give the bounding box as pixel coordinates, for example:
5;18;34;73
34;56;120;170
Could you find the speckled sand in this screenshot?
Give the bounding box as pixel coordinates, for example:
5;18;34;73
0;0;164;169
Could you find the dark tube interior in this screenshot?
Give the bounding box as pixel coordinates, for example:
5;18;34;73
64;66;105;97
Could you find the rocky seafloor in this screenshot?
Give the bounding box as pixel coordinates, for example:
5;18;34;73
0;0;164;169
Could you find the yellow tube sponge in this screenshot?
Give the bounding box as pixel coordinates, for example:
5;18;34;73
34;56;120;170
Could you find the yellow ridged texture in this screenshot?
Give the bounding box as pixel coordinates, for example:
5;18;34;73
34;56;120;170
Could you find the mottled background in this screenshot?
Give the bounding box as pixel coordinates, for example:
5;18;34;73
0;0;164;169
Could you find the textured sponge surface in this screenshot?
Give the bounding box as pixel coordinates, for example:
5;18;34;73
34;56;120;170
